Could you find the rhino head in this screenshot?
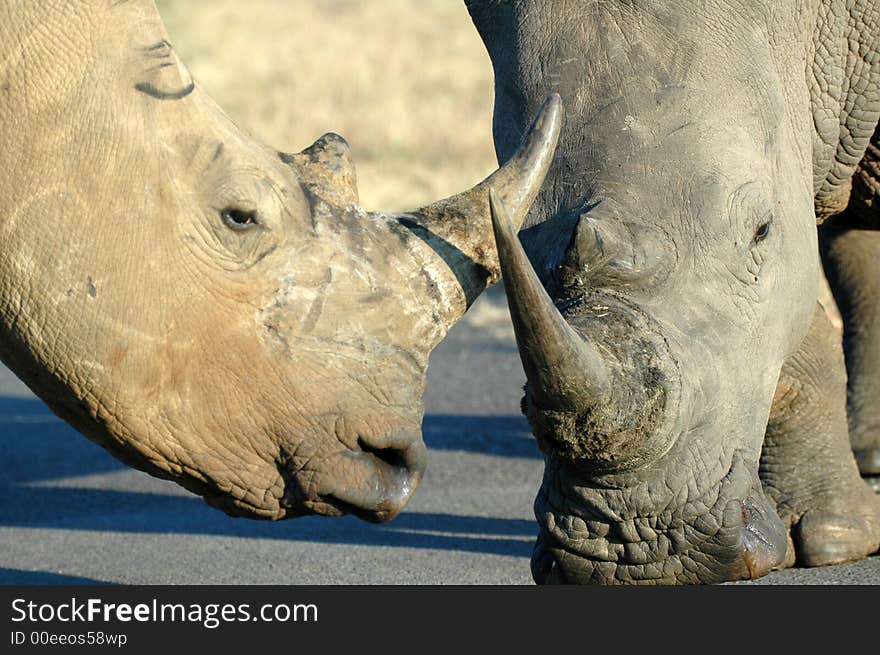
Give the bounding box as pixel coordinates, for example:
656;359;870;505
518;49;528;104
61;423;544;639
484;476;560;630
0;0;560;522
470;0;822;581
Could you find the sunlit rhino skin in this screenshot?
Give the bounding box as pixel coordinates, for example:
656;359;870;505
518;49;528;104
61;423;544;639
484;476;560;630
469;0;880;583
0;0;560;523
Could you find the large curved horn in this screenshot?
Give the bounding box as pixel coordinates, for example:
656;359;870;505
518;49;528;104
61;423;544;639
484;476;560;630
489;188;611;412
396;94;562;313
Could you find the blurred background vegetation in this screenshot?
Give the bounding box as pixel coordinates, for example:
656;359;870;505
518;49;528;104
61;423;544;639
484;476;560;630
156;0;498;212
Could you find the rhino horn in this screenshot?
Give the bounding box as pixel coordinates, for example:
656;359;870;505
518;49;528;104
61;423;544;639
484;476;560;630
398;94;562;320
283;132;360;208
489;188;612;412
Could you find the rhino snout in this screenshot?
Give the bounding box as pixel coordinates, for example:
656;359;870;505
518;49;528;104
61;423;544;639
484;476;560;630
341;431;428;523
274;427;427;524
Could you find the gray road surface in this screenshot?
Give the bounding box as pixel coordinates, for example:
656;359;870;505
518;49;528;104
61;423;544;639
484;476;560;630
1;287;878;585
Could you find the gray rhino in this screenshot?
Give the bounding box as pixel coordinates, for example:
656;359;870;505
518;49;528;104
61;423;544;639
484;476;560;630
0;1;560;523
469;0;880;583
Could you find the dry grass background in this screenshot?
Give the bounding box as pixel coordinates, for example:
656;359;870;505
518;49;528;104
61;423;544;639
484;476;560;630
156;0;498;212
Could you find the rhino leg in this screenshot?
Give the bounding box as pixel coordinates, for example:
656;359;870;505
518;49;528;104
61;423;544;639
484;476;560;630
818;122;880;482
761;303;880;567
820;228;880;484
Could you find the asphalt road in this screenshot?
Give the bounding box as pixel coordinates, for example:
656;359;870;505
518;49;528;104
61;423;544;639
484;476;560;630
1;287;878;585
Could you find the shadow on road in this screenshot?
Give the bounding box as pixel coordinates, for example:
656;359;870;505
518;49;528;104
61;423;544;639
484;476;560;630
0;396;538;567
0;568;110;585
0;397;126;485
422;414;539;458
0;399;540;488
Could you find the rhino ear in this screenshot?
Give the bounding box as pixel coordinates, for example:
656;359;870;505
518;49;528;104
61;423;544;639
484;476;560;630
281;133;359;207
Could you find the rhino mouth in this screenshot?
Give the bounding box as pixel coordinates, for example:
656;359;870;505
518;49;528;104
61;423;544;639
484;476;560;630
192;428;426;523
531;453;788;584
268;431;428;524
322;436;428;523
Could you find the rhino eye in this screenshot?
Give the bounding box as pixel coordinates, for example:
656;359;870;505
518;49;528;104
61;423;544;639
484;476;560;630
221;207;259;231
753;218;772;244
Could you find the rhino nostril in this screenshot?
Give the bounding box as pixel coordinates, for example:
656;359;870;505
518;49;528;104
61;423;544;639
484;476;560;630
357;437;407;470
356;429;427;477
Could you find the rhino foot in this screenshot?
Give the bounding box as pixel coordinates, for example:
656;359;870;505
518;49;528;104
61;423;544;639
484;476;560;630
763;303;880;568
788;495;880;567
820;226;880;480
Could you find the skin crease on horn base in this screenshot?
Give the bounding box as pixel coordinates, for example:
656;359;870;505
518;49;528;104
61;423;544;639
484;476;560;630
0;0;561;523
474;0;880;584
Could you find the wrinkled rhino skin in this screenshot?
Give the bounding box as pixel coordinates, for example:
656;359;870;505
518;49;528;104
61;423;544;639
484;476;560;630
470;0;880;583
821;129;880;478
0;1;562;523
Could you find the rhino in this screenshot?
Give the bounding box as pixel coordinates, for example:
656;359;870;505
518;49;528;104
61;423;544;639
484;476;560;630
468;0;880;583
0;0;562;523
